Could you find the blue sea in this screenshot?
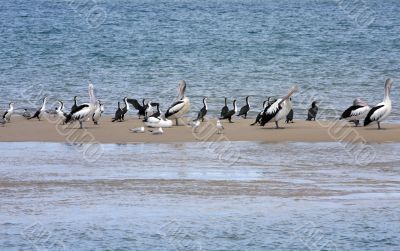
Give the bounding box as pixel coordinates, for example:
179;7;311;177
1;1;400;250
0;0;399;121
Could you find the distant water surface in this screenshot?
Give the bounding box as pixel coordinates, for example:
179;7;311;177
0;0;399;121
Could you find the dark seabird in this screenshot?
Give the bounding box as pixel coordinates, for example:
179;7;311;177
220;99;237;123
237;96;250;119
220;97;229;118
112;101;123;122
306;101;318;121
194;97;208;122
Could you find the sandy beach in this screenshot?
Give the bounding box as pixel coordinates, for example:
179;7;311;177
1;116;399;144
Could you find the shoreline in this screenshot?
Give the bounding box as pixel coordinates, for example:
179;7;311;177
1;116;400;144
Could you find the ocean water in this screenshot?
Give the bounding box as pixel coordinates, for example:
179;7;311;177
0;0;399;121
1;142;400;250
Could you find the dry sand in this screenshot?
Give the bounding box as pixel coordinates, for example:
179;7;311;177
0;115;399;144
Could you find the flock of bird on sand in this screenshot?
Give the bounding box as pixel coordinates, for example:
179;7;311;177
0;78;394;135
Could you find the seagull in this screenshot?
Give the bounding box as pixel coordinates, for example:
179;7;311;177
190;120;201;133
130;127;145;133
216;119;224;134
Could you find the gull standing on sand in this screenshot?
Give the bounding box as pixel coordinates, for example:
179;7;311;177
165;80;191;126
3;102;14;122
260;86;298;128
130;126;145;133
190;119;201;133
340;98;371;127
65;83;97;129
28;97;47;121
364;78;393;129
216;119;224;134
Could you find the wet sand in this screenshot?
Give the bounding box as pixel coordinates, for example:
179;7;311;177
1;116;400;143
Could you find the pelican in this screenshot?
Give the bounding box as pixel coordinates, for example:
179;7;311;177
340;98;371;127
306;101;318;121
28;97;48;121
112;102;123;122
165;80;191;125
364;78;393;129
3;102;14;122
151;127;163;135
194;97;208;122
144;116;173;128
220;100;237;123
237;96;250;119
56;100;67;124
216;119;224;134
260;86;298;128
130;127;145;133
65;83;97;129
92;100;104;125
220;97;229;118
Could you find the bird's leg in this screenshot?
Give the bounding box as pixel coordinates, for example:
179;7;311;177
354;120;359;127
176;119;179;126
378;122;381;129
275;121;279;129
79;121;83;129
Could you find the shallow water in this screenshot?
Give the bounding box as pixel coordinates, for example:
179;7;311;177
1;0;400;121
1;142;400;250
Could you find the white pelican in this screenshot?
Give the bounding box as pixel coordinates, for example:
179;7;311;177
151;127;163;135
165;80;191;125
3;102;14;122
144;116;173;128
260;85;298;128
56;100;67;124
28;97;47;121
364;78;393;129
340;98;371;127
65;83;97;129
